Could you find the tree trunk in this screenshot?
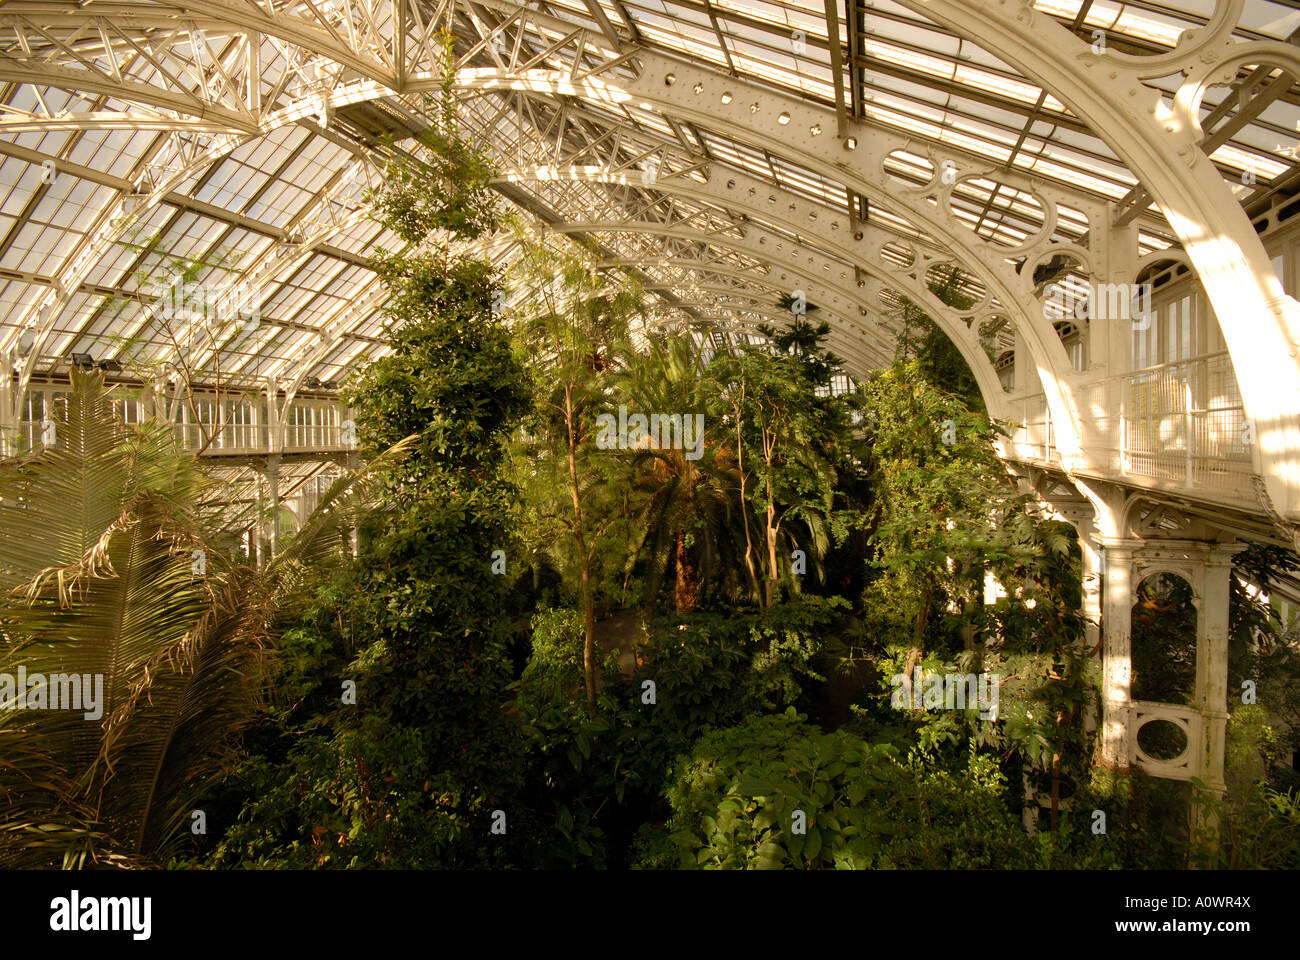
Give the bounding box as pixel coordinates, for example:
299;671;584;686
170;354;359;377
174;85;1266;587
902;645;923;712
1050;700;1077;832
765;504;779;608
734;412;761;604
915;582;934;643
564;384;597;718
763;465;779;607
961;595;978;652
579;560;596;717
674;529;699;611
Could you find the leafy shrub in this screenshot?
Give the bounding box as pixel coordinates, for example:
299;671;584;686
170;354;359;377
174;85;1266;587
515;607;620;720
637;597;842;731
617;597;844;799
628;822;677;870
1206;782;1300;869
659;709;1034;869
203;715;523;869
1029;775;1189;870
514;693;632;869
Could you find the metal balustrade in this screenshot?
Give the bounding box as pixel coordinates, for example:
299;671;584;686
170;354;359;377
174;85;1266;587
1010;393;1055;465
1;382;354;459
1124;353;1250;494
1006;351;1253;501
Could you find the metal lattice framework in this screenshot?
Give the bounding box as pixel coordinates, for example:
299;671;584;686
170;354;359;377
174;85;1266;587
2;0;1300;535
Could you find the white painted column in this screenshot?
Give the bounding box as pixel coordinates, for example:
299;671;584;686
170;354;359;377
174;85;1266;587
0;359;15;457
147;372;167;422
1196;544;1240;796
265;381;281;456
1080;532;1103;654
1099;539;1137;771
266;454;281;558
254;472;265;568
1077;527;1104;743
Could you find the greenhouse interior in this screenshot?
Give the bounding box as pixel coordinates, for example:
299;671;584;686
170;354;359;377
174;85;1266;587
1;0;1300;873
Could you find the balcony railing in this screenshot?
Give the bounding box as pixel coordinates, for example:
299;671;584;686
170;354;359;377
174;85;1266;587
2;383;353;458
1006;351;1254;499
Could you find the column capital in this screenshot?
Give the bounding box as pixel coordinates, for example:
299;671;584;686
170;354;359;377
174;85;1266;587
1202;542;1246;568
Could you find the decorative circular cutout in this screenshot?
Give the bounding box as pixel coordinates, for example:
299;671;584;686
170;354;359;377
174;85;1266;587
1135;256;1189;293
925;262;986;308
952;175;1054;252
1136;718;1189;763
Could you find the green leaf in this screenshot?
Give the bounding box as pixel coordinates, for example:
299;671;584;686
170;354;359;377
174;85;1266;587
753;807;777;832
804;828;822;861
755;841;785;870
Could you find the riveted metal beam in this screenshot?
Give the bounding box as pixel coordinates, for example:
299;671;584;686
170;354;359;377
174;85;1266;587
893;0;1300;522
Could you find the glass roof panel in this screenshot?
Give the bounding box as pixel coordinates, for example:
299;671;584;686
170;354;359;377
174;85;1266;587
0;0;1295;397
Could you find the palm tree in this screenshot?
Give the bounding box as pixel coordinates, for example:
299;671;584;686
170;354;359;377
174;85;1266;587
617;336;751;610
0;367;403;867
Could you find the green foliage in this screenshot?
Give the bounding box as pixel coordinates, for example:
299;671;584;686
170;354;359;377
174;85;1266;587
638;597;842;733
1171;705;1300;869
615;336;743;610
1195;779;1300;869
344;257;530;477
658;709;1033;869
859;360;1009;651
628;821;679;870
709;337;855;606
852;360;1099;825
512;689;638;869
507;242;644;712
0;370;253;867
204;84;535;868
1024;776;1188;869
367;33;499;245
1131;573;1197;705
614;596;846;813
515;607;620;720
891;262;983;410
0;369;383;868
755;316;841;387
